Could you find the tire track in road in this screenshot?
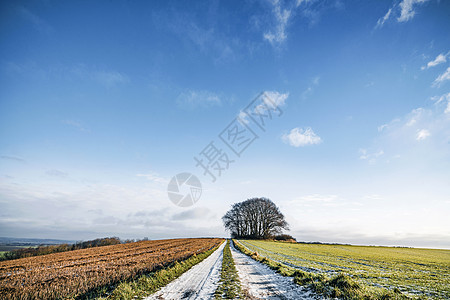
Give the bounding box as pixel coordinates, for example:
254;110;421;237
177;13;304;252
230;242;316;300
145;241;225;300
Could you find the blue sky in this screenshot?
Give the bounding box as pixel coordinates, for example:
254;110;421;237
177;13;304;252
1;0;449;248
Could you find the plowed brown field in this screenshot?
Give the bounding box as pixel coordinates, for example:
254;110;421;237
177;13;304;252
0;238;223;299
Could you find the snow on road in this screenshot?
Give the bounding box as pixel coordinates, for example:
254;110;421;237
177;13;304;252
146;241;225;300
146;240;317;300
231;242;316;300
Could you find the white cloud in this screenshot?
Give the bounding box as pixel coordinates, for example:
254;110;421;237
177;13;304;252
93;71;129;87
422;53;448;70
282;127;322;147
136;173;168;184
378;124;388;132
262;1;338;46
359;149;384;164
362;102;450;167
375;7;393;29
263;90;288;108
406;108;426;128
264;1;292;45
406;118;417;126
238;91;288;125
432;67;450;87
176;90;222;109
431;92;450;105
295;0;311;6
375;0;430;28
238;111;250;125
416;129;431;140
431;92;450;115
398;0;429;22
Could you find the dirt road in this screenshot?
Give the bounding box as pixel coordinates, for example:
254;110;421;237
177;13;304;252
230;242;315;299
146;240;315;299
145;241;225;300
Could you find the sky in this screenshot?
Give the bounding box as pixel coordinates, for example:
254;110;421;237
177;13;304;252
0;0;449;249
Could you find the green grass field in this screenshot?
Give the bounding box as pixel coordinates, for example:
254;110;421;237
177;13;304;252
238;240;450;299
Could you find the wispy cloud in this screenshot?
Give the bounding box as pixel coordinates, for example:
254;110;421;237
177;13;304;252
430;92;450;114
263;0;331;47
176;90;222;109
398;0;430;22
416;129;431;141
46;169;68;178
375;7;393;29
421;52;448;70
136;173;168;184
378;124;389;132
282;127;322;147
0;155;26;163
264;0;292;46
361;100;450;166
17;6;54;34
237;110;250;125
264;90;288;108
92;71;129;87
302;76;320;99
432;67;450;87
237;90;288;125
375;0;431;28
359;149;384;164
164;9;238;64
171;207;214;221
430;92;450;105
3;62;129;88
71;65;129;88
62;119;89;132
296;194;339;203
289;194;357;209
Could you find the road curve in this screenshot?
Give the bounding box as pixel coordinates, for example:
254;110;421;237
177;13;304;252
145;241;225;300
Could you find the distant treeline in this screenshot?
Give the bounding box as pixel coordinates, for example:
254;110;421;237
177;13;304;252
297;241;352;246
0;237;121;261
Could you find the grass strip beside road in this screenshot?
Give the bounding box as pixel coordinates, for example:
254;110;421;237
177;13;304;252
233;240;413;300
215;240;242;299
93;240;224;300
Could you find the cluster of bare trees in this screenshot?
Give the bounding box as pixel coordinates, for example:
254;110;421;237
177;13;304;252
222;197;289;239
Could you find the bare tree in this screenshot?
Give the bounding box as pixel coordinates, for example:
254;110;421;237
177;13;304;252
222;197;289;239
